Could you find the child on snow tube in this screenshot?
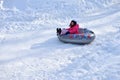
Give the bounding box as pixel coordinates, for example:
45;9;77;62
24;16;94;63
57;20;79;35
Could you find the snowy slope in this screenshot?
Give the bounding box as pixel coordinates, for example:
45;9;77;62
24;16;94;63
0;0;120;80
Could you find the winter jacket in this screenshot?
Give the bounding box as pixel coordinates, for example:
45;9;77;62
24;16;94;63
67;24;79;34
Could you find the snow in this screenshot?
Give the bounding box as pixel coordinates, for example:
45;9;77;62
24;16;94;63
0;0;120;80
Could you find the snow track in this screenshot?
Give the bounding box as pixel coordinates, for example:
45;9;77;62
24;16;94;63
0;0;120;80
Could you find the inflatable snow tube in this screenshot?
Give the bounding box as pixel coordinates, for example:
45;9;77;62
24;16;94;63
57;28;95;44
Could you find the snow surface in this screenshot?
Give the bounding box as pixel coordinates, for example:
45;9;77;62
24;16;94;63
0;0;120;80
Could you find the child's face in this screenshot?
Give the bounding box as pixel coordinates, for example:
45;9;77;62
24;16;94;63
70;22;74;26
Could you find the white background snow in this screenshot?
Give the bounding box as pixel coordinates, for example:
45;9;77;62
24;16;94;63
0;0;120;80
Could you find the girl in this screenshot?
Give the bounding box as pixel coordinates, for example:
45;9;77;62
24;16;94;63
57;20;79;35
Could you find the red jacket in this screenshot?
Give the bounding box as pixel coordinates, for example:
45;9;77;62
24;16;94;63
67;24;79;34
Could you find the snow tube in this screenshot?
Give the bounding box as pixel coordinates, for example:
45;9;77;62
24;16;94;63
57;28;95;44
